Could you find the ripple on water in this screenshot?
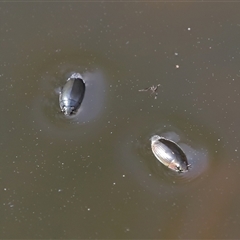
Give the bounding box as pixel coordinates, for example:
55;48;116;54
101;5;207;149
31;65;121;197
114;116;216;196
31;61;108;141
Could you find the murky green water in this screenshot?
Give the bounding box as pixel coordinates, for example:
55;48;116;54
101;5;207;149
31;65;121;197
1;2;240;239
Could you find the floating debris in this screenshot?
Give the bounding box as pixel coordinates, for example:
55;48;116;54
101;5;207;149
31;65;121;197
139;84;161;99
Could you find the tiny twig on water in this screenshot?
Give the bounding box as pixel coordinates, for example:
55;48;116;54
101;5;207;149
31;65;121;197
138;84;161;99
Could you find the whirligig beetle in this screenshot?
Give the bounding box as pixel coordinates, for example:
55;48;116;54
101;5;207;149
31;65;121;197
150;135;190;173
59;73;86;116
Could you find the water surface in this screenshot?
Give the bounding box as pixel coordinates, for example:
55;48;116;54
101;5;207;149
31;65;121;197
1;2;240;239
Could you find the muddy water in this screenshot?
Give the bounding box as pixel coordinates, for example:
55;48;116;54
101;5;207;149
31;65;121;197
1;2;240;239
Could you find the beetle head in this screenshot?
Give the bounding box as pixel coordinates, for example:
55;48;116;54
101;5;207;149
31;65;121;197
62;106;75;116
169;161;189;173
